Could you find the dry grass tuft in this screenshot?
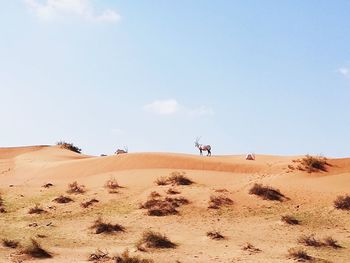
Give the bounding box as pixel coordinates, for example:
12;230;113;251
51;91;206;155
42;183;53;188
105;177;121;193
67;181;86;194
242;243;261;253
28;204;46;214
81;199;99;208
90;218;125;234
2;239;19;249
206;231;224;240
149;191;161;198
208;195;233;209
298;235;322;247
249;183;286;201
323;237;341;249
288;248;311;261
166;188;180;195
22;239;52;258
0;194;5;213
281;215;299;225
115;249;154;263
53;195;73;204
137;231;176;251
334;195;350;210
57;141;81;153
88;249;110;262
294;155;330;173
155;171;194;186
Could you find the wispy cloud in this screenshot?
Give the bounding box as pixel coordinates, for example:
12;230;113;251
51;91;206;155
24;0;121;23
337;67;350;78
144;99;214;117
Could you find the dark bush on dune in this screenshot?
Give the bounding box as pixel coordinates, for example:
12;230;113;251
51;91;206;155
206;231;224;240
28;204;46;214
295;155;330;173
288;248;311;261
155;171;194;186
22;239;52;258
115;250;154;263
90;218;125;234
81;198;99;208
57;141;82;154
249;183;286;201
208;195;233;209
281;215;299;225
334;195;350;210
67;181;86;194
2;239;19;249
53;195;73;204
137;231;176;251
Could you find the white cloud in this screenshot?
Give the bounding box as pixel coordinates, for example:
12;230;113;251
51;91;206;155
337;67;350;77
24;0;121;23
144;99;214;117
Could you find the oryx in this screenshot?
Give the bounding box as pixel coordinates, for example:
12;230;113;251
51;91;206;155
195;137;211;156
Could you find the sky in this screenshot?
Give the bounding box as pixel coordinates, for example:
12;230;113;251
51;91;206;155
1;0;349;157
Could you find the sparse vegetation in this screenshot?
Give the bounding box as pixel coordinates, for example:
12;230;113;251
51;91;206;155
28;204;46;214
53;195;73;204
2;239;19;249
242;243;261;253
281;215;299;225
139;193;189;216
249;183;286;201
22;239;52;258
323;237;341;249
67;181;86;194
167;188;180;195
115;250;154;263
298;235;322;247
105;177;121;193
208;195;233;209
81;198;99;208
0;194;5;213
90;218;125;234
155;171;194;186
57;141;82;154
334;195;350;210
206;231;224;240
293;155;330;173
88;249;110;262
42;183;53;188
137;231;176;251
288;248;311;261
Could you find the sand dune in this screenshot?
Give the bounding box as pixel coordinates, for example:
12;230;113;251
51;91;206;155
0;146;349;262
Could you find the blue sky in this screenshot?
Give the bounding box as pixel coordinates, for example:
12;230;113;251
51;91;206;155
1;1;349;157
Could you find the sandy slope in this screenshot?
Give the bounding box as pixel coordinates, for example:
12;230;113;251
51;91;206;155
0;146;349;262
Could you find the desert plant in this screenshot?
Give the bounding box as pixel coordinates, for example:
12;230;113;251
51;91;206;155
0;194;5;213
249;183;286;201
149;191;161;198
295;155;329;173
81;199;99;208
242;243;261;253
166;188;180;195
334;195;350;210
88;249;110;261
2;239;19;248
281;215;299;225
155;176;168;186
57;141;82;154
28;204;46;214
22;239;52;258
67;181;86;194
168;171;193;185
323;236;341;249
298;235;322;247
90;218;125;234
115;249;154;263
208;195;233;209
53;195;73;204
288;248;311;261
137;231;176;251
42;183;53;188
105;177;121;193
206;231;224;240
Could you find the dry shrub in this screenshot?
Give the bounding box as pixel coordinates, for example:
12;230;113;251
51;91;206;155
155;171;194;186
166;188;180;195
334;195;350;210
22;239;52;258
115;250;154;263
249;183;286;201
242;243;261;253
57;141;81;154
208;195;233;209
298;235;322;247
2;239;19;249
28;204;46;214
281;215;299;225
105;177;121;193
81;199;99;208
0;194;5;213
88;249;110;262
288;248;311;261
139;193;189;216
206;231;224;240
90;218;125;234
42;183;53;188
295;155;329;173
214;188;229;193
323;237;341;249
137;231;176;251
53;195;73;204
149;191;161;198
67;181;86;194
